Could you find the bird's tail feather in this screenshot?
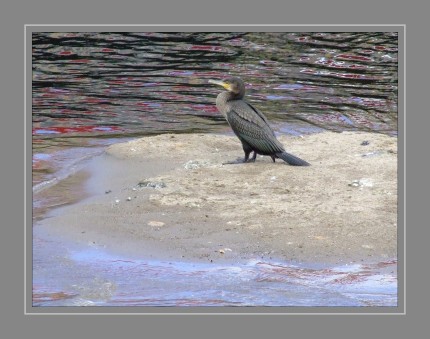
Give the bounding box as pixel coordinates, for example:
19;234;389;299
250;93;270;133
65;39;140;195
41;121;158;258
276;152;310;166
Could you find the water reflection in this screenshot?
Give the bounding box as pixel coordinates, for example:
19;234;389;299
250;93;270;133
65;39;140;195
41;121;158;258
33;242;397;307
32;32;398;147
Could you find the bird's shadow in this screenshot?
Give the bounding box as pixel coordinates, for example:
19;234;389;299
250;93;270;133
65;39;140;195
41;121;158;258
222;157;257;165
222;158;246;165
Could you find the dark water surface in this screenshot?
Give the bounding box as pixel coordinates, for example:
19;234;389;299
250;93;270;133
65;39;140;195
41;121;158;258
31;32;398;307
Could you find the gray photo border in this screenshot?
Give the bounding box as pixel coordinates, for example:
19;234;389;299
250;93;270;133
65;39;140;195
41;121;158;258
3;0;429;335
25;24;404;315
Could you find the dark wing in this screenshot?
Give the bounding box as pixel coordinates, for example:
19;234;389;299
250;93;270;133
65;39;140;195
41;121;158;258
226;100;285;155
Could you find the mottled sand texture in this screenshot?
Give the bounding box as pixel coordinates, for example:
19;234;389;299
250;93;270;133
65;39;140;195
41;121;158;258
38;132;398;264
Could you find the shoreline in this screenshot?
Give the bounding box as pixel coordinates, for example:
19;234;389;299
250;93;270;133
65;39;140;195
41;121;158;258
35;131;398;265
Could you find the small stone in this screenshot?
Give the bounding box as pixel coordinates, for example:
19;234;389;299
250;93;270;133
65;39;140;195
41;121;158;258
361;140;370;146
184;160;207;170
348;178;374;188
148;221;165;227
138;180;166;189
126;197;132;201
105;190;112;194
115;199;120;203
362;150;384;157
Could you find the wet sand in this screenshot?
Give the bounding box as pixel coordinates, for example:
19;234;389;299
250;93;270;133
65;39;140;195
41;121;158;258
37;131;397;265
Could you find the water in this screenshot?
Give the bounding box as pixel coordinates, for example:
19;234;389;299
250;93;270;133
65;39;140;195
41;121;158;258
32;32;397;141
31;31;398;307
33;232;397;307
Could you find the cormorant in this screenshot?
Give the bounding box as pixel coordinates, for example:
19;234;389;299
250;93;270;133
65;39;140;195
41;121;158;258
208;77;310;166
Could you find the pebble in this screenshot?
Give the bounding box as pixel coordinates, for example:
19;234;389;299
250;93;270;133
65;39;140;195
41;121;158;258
348;178;374;188
184;160;208;169
148;221;165;227
218;248;232;254
361;150;384;157
138;180;166;189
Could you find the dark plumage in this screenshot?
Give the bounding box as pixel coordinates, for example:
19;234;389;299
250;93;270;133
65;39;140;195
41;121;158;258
208;77;310;166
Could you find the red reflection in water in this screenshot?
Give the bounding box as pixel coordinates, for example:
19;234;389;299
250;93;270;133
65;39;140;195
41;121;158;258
32;126;121;135
136;102;155;108
301;68;377;80
33;290;78;303
58;51;74;56
255;260;396;286
336;54;373;62
315;59;368;70
108;80;126;85
374;259;397;268
331;272;371;285
32;159;50;171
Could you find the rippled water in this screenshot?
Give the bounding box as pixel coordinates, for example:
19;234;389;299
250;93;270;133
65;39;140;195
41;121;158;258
32;32;397;140
31;31;398;308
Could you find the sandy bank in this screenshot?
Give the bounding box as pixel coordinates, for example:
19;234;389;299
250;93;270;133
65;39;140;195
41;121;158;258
38;131;398;264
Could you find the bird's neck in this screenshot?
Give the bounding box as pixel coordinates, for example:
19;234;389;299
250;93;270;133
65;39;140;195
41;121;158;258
216;91;242;104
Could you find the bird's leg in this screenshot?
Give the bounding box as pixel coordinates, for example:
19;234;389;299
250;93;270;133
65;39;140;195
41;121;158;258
244;150;258;163
241;143;256;163
270;155;276;163
243;149;251;162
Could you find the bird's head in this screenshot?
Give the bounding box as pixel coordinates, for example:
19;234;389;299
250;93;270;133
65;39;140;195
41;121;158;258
208;77;245;96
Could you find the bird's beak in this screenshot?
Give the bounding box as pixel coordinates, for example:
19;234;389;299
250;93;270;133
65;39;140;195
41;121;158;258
208;79;232;91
